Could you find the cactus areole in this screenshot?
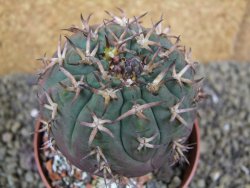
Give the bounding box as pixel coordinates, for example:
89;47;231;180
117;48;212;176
38;10;203;182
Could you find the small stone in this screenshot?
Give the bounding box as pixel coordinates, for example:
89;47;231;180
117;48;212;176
30;108;39;118
38;182;45;188
219;174;230;187
146;179;158;188
223;123;230;132
11;122;21;133
243;128;249;138
6;121;13;131
168;176;181;188
17;168;23;176
21;182;28;188
6;162;17;174
232;140;239;152
197;179;206;188
2;132;13;143
240;165;249;175
7;148;18;157
224;145;231;157
20;128;29;136
20;154;33;170
0;147;6;160
210;170;221;182
200;140;207;154
25;172;34;182
14;140;20;148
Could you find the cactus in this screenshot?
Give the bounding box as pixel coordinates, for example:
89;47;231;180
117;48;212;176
37;9;203;185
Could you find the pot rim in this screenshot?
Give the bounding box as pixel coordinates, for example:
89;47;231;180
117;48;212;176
34;119;200;188
181;119;200;188
34;119;51;188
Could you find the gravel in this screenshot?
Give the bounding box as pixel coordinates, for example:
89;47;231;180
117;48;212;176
0;74;43;188
0;62;249;188
2;132;13;143
191;62;250;188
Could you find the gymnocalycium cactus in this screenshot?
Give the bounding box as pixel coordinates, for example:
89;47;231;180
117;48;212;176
37;9;204;185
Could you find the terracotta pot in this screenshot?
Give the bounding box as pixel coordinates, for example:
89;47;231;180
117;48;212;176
34;119;200;188
181;119;200;188
33;119;51;188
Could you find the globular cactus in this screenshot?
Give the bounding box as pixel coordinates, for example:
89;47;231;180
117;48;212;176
37;9;203;184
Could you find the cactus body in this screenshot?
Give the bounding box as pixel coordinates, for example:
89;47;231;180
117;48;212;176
38;10;201;180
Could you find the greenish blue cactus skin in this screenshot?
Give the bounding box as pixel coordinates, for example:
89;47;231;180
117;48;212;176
38;11;201;180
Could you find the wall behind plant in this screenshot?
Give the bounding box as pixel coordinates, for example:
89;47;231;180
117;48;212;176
0;0;249;75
